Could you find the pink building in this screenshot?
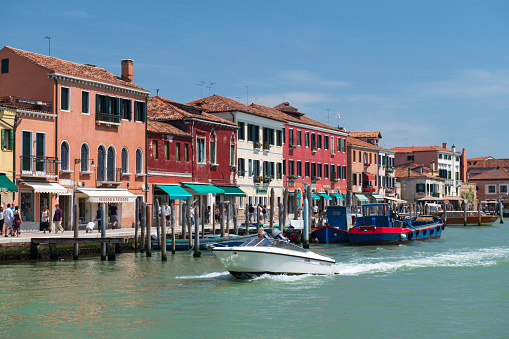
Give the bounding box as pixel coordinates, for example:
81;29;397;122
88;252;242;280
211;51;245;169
0;46;149;230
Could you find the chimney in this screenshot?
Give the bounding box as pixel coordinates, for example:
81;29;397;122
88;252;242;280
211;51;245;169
460;148;467;182
407;168;411;177
121;59;133;83
442;142;447;150
430;160;435;172
452;144;456;153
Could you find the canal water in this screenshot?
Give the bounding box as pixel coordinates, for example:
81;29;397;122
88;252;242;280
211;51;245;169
1;222;508;338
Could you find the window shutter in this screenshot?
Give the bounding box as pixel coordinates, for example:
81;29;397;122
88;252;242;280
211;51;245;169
1;129;4;149
96;94;100;114
134;102;138;121
128;100;132;120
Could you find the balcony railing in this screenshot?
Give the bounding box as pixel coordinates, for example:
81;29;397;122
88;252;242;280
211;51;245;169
96;112;120;125
20;155;58;177
96;167;122;184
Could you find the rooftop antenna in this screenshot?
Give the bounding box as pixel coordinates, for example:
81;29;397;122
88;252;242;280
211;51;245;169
335;112;340;128
326;109;330;125
245;85;249;105
254;97;258;103
156;89;159;96
206;82;215;96
44;36;51;56
197;81;205;98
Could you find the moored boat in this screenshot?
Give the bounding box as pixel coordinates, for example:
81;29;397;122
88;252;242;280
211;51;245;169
210;231;336;278
311;206;351;243
440;211;499;225
348;203;444;245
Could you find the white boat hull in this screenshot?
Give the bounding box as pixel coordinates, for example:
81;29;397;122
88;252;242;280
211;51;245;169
212;247;336;278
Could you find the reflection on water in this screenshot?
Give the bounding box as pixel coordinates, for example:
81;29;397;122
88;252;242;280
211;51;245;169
0;225;508;338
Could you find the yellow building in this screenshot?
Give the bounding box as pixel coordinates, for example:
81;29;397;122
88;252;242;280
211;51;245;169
0;105;17;206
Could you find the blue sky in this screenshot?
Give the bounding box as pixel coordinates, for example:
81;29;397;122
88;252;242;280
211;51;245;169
2;0;508;158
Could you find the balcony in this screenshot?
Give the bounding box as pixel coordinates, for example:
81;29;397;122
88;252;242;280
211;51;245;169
96;112;121;126
20;156;58;178
362;186;375;192
96;167;122;185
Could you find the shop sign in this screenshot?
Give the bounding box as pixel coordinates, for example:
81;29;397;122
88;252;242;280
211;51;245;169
256;187;268;195
90;197;133;203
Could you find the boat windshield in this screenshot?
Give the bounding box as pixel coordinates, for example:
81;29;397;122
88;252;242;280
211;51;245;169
239;238;308;253
363;204;388;217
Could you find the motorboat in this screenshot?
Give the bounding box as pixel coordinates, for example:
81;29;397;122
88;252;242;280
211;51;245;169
151;233;257;251
210;230;336;278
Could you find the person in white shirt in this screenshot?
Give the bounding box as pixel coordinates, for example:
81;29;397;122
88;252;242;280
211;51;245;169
164;202;171;225
3;204;13;237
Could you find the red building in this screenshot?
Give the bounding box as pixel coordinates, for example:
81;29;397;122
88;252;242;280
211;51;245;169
147;96;238;221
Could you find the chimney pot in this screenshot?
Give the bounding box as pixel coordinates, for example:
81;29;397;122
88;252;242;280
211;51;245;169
442;142;447;149
121;59;134;83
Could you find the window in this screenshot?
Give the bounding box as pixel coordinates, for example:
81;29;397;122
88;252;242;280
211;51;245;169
282;159;286;175
134;101;146;122
152;140;158;159
135;149;143;174
342;166;347;180
288;129;294;146
297;161;302;177
164;141;169;160
337;137;341;153
276;162;282;179
342;138;347;152
311;163;316;178
324;164;329;178
247;124;259;142
416;183;425;193
488;185;496;193
276;130;282;146
317;163;322;178
501;185;508;193
305;132;310;147
61;87;70;111
60;142;69;171
81;91;90;114
80;143;89;172
121;148;128;173
288;160;295;176
1;129;13;150
311;133;316;148
248;159;253;177
324;136;329;150
317;134;322;149
297;130;302;146
230;145;235;166
35;132;45;172
238;122;245;140
210;136;216;165
97;146;106;181
331;136;334;153
353;173;357;186
254;160;260;177
353;151;356;163
1;58;9;73
175;143;180;161
107;146;116;181
96;94;120;122
197;138;205;164
184;143;189;161
121;99;132;120
238;158;245;176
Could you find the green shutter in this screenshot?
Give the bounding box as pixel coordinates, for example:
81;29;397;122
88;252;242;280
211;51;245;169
134;102;138;121
1;129;4;149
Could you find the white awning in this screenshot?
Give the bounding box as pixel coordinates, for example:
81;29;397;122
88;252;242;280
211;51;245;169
384;196;408;203
23;181;68;194
77;189;136;203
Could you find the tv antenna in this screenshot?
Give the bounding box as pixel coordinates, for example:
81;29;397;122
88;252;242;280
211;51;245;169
197;81;205;98
44;36;51;56
335;113;341;127
326;109;330;125
206;82;215;96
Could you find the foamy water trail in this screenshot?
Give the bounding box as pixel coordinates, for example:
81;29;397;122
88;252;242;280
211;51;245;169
335;247;509;276
252;273;313;282
176;271;231;279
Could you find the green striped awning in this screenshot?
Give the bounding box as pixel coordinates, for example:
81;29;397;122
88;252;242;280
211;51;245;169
319;193;332;201
332;193;342;199
372;194;384;201
0;173;17;192
156;185;191;200
183;184;225;194
312;193;321;200
215;185;246;197
292;192;302;198
355;194;369;202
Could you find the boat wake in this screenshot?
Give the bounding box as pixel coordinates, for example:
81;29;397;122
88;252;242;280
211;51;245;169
335;247;509;276
175;271;231;279
251;273;314;282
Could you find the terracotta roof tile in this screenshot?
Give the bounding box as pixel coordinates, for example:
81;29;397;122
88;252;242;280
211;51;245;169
468;158;509;169
391;145;457;154
147;120;191;138
467;156;492;162
394;165;444;180
186;95;285;122
5;46;148;92
469;168;509;180
348;131;382;139
347;136;381;150
148;96;237;127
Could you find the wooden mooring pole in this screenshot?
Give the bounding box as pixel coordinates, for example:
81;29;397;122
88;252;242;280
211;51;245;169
161;202;167;261
73;204;79;260
171;203;176;254
145;203;151;257
134;199;139;252
101;203;107;261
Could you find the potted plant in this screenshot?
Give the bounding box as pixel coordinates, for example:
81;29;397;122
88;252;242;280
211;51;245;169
253;141;261;149
311;147;317;153
263;175;273;184
254;175;263;183
287;174;298;180
263;141;270;150
311;176;320;182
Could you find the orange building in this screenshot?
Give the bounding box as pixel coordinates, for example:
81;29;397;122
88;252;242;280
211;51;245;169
0;46;150;230
347;136;381;205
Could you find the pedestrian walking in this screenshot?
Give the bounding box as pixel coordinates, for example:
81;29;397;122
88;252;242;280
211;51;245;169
164;202;171;225
12;206;22;236
0;206;4;235
53;204;63;233
3;204;13;236
41;205;50;233
109;204;118;229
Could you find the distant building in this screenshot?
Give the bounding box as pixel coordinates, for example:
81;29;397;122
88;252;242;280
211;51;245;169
394;164;445;205
469;168;509;203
